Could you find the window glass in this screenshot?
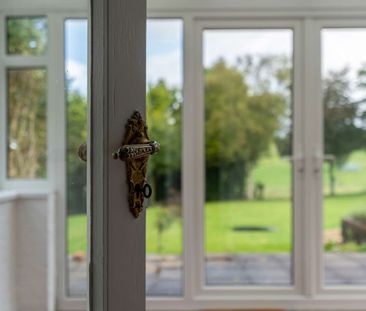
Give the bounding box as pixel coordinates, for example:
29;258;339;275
65;19;88;297
203;29;293;286
7;68;47;179
146;19;183;296
7;17;47;55
322;28;366;285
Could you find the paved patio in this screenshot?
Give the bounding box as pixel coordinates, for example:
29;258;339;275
68;253;366;297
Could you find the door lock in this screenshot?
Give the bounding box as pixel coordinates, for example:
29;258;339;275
113;111;160;218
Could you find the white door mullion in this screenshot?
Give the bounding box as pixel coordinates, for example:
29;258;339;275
313;20;323;294
47;13;69;308
182;13;200;301
302;17;323;297
292;19;306;295
192;18;206;297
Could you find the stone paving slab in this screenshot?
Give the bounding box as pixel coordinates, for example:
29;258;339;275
68;253;366;297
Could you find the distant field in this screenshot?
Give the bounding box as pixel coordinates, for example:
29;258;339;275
252;148;366;198
68;150;366;255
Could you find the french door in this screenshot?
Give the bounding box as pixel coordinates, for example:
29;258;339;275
186;17;366;299
147;16;366;310
189;18;306;297
88;4;366;309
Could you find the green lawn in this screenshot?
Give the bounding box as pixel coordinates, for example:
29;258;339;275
67;150;366;255
68;193;366;255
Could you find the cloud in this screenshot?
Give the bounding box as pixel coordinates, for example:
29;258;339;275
203;30;293;68
322;29;366;74
65;59;88;96
147;20;183;56
147;49;183;88
145;29;293;89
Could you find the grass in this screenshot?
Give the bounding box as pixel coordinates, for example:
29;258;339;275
68;214;87;255
67;149;366;255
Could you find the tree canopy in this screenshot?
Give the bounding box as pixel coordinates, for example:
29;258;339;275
204;59;287;200
7;17;47;55
146;57;289;202
323;68;366;165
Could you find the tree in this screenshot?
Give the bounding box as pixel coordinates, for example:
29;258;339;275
322;68;366;195
147;80;182;204
238;55;293;159
7;17;47;55
146;57;289;202
205;60;286;200
7;18;48;178
7;69;47;178
66;90;87;214
323;68;366;165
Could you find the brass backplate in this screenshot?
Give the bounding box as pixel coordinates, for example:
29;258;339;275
114;111;159;218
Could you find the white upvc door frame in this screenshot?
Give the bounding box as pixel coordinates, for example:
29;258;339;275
192;16;304;297
146;11;202;305
53;12;88;311
313;18;366;297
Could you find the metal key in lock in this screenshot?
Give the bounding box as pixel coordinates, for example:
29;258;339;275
134;183;152;199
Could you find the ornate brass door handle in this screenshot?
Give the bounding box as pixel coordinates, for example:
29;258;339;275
112;141;160;161
113;111;160;218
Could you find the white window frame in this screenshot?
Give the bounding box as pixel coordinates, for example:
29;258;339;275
49;13;88;311
3;1;366;310
0;11;50;191
191;17;303;297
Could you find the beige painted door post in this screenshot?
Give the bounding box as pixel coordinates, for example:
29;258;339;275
90;0;147;310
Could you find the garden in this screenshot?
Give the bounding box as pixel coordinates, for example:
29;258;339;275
67;54;366;258
68;149;366;256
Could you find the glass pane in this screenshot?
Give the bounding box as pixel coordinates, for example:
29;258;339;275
7;68;47;179
203;29;293;286
146;19;183;296
322;29;366;285
65;19;88;297
7;17;47;55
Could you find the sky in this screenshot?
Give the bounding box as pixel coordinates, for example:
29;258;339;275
322;28;366;101
65;19;88;96
65;20;366;97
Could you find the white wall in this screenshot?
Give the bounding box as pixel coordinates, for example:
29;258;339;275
0;191;56;311
0;192;17;311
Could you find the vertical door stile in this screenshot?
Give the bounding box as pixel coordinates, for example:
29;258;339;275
182;13;198;300
292;19;306;295
90;0;147;310
302;17;323;297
